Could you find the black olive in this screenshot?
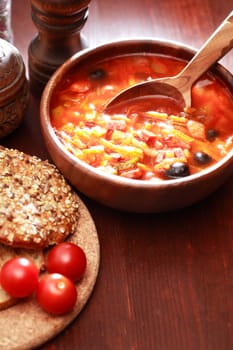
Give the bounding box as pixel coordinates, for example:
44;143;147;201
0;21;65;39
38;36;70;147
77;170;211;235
194;151;212;164
165;162;190;179
89;68;106;80
206;129;218;141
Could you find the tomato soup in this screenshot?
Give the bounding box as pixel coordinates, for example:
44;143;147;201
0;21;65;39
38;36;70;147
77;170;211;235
50;54;233;181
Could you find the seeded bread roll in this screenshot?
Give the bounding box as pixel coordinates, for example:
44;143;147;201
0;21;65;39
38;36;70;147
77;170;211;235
0;146;79;249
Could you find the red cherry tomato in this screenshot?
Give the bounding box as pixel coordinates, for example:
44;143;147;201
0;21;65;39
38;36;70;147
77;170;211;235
37;273;77;315
0;257;39;298
47;242;87;282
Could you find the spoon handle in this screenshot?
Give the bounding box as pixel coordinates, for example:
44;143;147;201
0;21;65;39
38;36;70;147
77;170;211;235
178;11;233;86
105;11;233;111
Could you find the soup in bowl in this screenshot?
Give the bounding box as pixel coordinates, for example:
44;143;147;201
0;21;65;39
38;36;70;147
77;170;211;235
40;40;233;212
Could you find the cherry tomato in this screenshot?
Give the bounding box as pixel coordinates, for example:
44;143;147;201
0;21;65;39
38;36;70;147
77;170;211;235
47;242;87;282
0;257;39;298
37;273;77;315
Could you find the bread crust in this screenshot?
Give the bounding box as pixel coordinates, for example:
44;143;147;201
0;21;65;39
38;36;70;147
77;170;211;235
0;146;79;249
0;289;17;311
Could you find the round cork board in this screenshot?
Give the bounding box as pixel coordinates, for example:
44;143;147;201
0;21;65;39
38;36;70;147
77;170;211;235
0;196;100;350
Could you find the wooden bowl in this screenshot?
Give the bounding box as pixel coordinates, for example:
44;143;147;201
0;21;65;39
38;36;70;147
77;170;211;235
40;39;233;213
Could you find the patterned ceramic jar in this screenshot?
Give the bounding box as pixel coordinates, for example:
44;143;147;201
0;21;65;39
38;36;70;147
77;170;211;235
0;39;29;138
0;0;13;42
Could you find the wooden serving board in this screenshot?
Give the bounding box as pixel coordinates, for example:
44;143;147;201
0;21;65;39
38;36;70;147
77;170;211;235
0;196;100;350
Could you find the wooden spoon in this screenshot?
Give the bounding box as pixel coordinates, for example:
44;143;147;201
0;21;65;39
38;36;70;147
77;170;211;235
105;11;233;112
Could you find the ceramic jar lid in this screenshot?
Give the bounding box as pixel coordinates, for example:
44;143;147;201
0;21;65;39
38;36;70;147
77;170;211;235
0;38;29;138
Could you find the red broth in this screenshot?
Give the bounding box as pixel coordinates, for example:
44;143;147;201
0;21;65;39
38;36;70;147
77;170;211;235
50;54;233;181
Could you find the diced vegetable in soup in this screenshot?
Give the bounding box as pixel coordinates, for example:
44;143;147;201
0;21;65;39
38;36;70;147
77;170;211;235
50;54;233;181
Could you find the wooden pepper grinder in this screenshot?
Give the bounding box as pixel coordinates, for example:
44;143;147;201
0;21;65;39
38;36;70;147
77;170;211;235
28;0;91;95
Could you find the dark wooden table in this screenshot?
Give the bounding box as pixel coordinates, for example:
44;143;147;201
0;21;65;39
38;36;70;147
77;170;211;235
3;1;233;349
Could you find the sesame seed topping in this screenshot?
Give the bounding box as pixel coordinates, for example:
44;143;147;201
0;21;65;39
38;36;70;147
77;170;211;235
0;146;79;249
